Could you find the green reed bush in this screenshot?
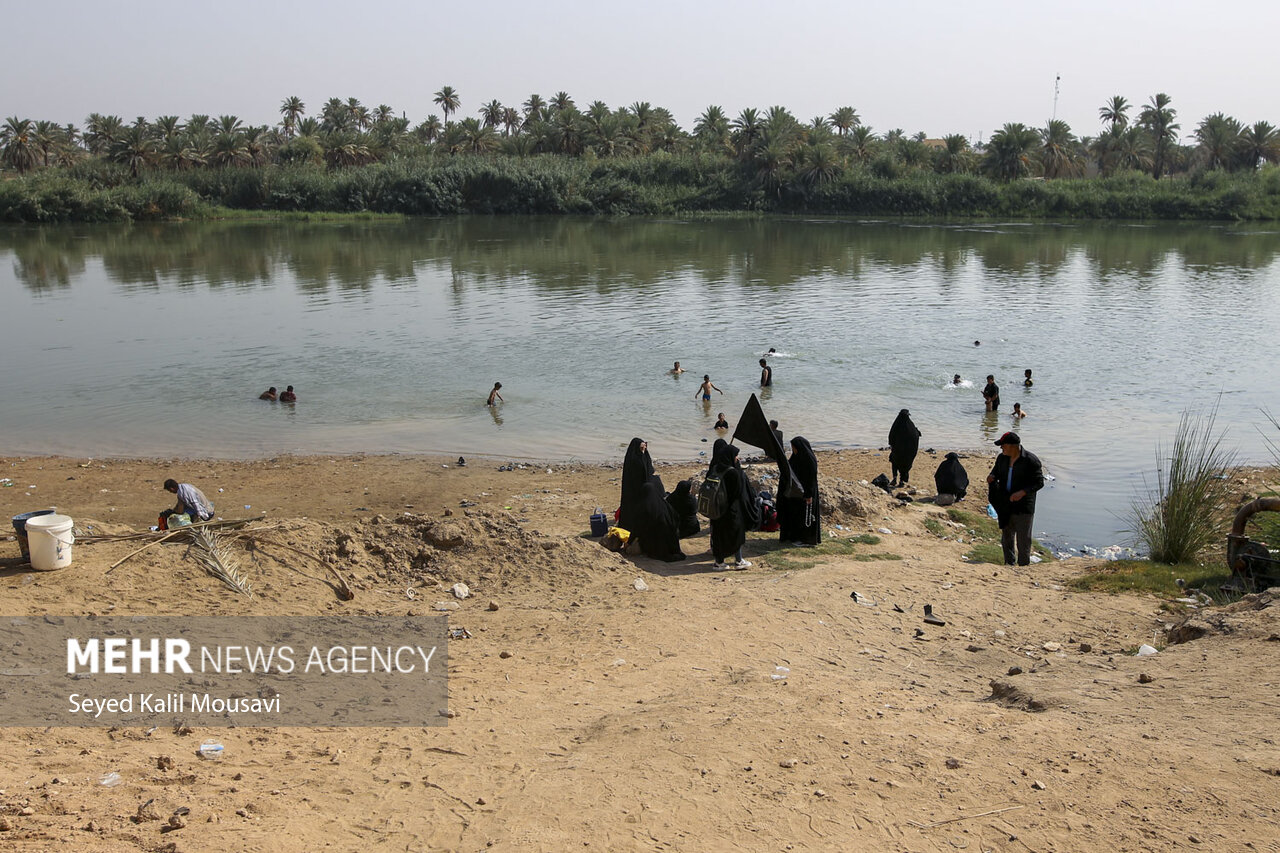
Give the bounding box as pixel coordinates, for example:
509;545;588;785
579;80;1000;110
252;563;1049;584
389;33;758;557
1128;405;1239;564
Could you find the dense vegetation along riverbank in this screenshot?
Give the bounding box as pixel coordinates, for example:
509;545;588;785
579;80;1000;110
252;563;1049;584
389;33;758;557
3;156;1280;222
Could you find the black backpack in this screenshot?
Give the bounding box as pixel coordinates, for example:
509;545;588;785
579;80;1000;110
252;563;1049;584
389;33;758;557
698;470;730;520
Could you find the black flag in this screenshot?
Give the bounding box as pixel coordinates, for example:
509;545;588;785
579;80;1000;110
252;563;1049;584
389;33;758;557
732;393;803;498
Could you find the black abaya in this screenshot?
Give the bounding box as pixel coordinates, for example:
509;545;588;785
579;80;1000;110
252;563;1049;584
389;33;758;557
666;479;701;538
779;436;821;546
707;441;759;563
635;481;685;562
934;452;969;500
619;437;655;531
888;409;921;485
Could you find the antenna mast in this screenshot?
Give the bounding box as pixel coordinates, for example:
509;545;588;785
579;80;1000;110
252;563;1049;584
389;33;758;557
1052;74;1061;122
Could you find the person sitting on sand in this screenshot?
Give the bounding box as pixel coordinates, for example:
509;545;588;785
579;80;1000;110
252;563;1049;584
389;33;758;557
487;382;503;405
280;385;297;403
1012;402;1027;419
714;413;729;430
695;375;723;402
666;479;700;538
933;452;969;506
259;387;278;401
162;478;215;523
670;361;685;375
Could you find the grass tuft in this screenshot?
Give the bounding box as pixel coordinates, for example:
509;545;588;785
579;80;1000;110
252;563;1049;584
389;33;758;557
1127;404;1238;565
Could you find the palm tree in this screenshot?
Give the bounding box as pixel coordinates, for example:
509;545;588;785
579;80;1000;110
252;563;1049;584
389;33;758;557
1240;121;1280;169
1;117;40;173
1110;127;1153;174
693;105;730;151
934;134;971;174
797;142;841;186
828;106;860;136
153;115;182;142
458;117;499;154
344;98;367;130
109;124;155;177
210;131;251;167
1194;113;1243;171
186;114;212;139
1099;95;1130;131
479;100;504;128
84;114;123;155
500;106;521;137
217;115;244;136
373;104;395;125
730;108;761;159
434;86;460;124
584;113;631;157
1138;93;1179;178
296;117;320;138
414;116;443;143
843;125;877;164
320;98;349;132
280;96;305;136
1040;119;1082;178
32;120;60;167
522;94;546;125
982;123;1041;180
550;91;574;114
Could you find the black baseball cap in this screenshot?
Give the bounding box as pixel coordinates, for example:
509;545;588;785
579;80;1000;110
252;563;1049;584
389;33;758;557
994;432;1021;446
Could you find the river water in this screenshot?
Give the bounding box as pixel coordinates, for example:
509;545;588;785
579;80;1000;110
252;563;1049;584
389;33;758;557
4;217;1280;551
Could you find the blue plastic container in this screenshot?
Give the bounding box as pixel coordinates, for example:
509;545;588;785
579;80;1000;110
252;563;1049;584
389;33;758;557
12;509;55;560
589;509;609;538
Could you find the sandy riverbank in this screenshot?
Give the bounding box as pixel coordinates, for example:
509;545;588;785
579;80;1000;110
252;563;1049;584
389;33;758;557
1;450;1278;852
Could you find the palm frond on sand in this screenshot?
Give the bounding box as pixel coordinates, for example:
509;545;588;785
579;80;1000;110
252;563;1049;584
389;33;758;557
188;528;254;598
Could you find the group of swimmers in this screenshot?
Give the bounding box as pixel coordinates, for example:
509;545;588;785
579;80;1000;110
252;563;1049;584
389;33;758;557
952;368;1032;418
258;386;297;403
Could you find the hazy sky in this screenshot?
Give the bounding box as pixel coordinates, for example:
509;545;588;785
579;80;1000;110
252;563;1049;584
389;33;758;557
8;0;1278;143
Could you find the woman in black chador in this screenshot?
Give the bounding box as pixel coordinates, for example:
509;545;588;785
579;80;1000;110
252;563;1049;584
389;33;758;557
888;409;921;487
619;437;655;530
779;436;821;546
666;479;701;539
634;480;686;562
707;439;759;569
933;452;969;505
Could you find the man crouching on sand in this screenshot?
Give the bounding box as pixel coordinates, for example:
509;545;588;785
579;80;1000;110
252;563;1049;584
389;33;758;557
162;478;215;524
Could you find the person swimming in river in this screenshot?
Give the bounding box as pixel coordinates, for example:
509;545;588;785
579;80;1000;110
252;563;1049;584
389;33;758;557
759;358;772;387
952;374;962;386
695;375;723;401
670;361;685;375
259;386;277;401
279;385;297;403
1024;369;1033;387
1012;402;1027;418
714;412;729;430
487;382;503;405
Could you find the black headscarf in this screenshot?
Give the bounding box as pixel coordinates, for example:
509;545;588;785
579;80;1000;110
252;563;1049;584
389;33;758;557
708;441;760;561
666;479;701;538
888;409;921;480
619;437;655;530
934;452;969;500
635;480;685;562
779;436;821;545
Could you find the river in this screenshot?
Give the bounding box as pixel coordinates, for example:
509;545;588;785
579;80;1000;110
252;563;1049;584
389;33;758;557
4;217;1280;551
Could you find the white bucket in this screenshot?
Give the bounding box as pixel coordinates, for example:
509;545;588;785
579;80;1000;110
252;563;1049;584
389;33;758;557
25;513;74;571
